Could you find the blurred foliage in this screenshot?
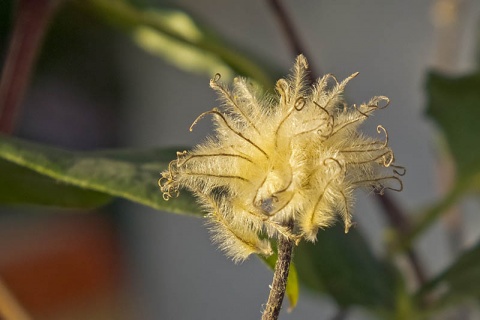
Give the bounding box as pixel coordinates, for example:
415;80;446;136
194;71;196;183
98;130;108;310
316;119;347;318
0;1;13;49
2;0;480;319
37;2;122;100
75;0;274;88
427;71;480;180
0;158;111;207
419;237;480;308
406;71;480;246
0;135;198;215
295;225;397;310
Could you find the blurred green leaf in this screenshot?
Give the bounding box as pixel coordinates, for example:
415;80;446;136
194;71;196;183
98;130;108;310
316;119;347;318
0;135;199;214
426;71;480;178
262;252;299;311
0;158;111;208
132;11;235;80
294;225;396;310
419;238;480;306
409;72;480;243
77;0;274;88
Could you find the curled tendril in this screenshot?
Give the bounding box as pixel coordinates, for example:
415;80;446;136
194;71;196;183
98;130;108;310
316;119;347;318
190;109;269;159
353;96;390;119
166;159;178;177
321;116;335;137
158;160;180;200
354;175;403;195
365;96;390;111
346;149;393;167
313;101;332;119
353;103;369;117
382;151;394;167
377;125;389;148
313;102;335;139
292;101;335;139
276;79;289;105
373;96;390;109
322;73;358;113
177;150;188;157
324;73;339;87
294;97;306;111
174;150;188;165
391;165;406;176
323;157;345;179
210;73;259;133
189;109;212;132
161;184;179;201
340;125;389;154
377;175;403;194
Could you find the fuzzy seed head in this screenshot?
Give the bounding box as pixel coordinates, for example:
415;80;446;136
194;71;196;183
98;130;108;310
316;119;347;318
159;55;404;262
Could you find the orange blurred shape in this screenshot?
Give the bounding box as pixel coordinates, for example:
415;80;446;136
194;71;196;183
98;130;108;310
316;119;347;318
0;214;122;318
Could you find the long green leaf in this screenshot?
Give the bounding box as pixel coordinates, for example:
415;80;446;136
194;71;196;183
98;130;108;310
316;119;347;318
0;135;199;214
0;158;111;208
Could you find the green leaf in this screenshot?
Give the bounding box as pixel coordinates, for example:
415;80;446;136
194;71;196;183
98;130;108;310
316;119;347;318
294;225;396;310
426;71;480;179
409;72;480;243
0;158;111;208
418;238;480;306
262;253;299;311
77;0;274;88
0;135;199;214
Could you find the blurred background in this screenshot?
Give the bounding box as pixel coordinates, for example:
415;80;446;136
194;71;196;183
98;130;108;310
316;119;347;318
1;0;480;319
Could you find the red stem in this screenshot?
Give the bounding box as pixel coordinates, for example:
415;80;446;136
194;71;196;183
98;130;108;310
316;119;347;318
0;0;58;134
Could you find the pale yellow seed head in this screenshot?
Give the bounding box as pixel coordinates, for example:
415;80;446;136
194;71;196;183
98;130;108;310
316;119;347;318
159;55;404;262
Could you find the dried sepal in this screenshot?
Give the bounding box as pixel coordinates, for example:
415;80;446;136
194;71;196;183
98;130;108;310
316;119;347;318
160;55;404;262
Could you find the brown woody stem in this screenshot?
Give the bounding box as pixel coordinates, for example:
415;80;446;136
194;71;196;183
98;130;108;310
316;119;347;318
262;233;294;320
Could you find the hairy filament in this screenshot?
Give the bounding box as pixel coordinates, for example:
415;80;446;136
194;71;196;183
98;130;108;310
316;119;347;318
210;73;260;133
190;109;269;159
345;149;394;167
353;175;404;194
329;114;367;137
182;171;251;183
177;153;254;167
